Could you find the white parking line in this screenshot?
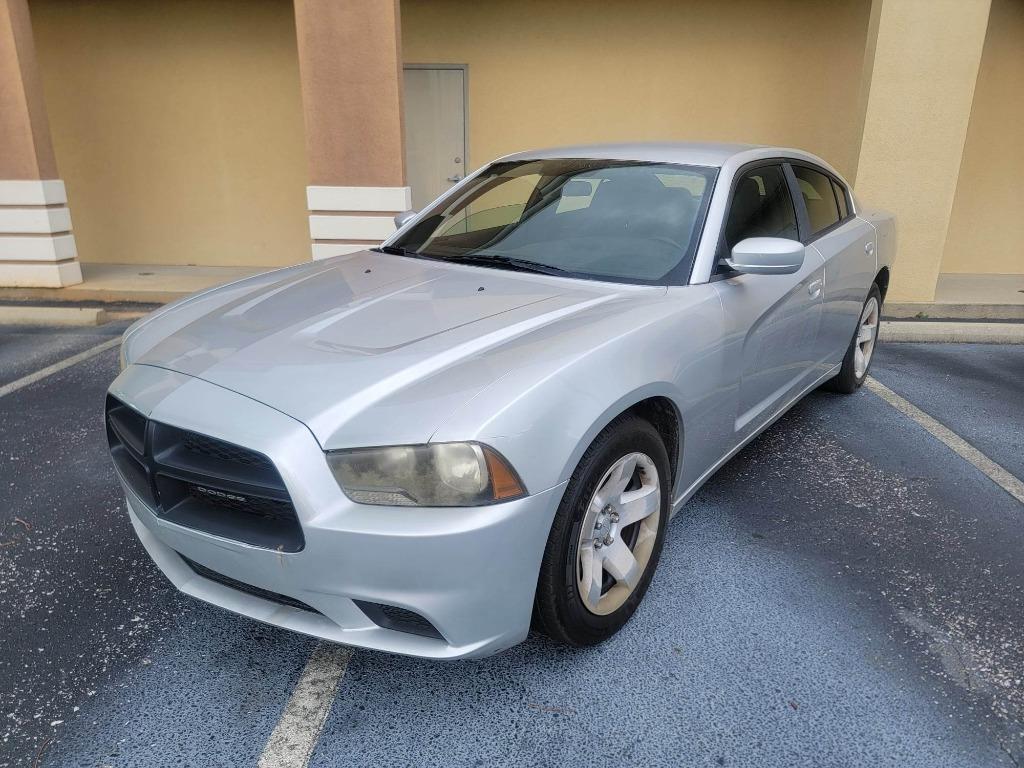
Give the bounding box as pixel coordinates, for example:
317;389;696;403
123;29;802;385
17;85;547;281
0;337;120;399
865;376;1024;505
258;643;352;768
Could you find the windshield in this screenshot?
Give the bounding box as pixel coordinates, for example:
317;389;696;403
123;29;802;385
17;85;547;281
387;159;717;285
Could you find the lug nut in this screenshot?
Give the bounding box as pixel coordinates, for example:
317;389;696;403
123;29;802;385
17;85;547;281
594;520;603;530
603;534;613;546
603;504;613;514
610;511;620;523
594;539;604;549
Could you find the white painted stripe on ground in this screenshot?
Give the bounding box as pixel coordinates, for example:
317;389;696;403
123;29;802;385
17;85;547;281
865;376;1024;505
0;337;119;399
258;643;352;768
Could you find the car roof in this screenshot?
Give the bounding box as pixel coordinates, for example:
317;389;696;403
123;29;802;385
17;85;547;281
498;142;769;168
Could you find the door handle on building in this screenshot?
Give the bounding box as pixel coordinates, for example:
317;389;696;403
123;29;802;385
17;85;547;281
808;279;823;298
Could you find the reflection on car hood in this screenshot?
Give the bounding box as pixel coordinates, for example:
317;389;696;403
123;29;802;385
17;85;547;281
132;250;636;447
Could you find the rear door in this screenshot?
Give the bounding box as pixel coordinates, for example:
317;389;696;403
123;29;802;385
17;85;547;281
712;162;825;439
788;164;877;372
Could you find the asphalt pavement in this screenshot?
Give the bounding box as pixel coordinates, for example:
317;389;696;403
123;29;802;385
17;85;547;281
1;327;1021;767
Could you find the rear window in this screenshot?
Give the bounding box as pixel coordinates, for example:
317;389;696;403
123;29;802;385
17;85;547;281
793;166;841;236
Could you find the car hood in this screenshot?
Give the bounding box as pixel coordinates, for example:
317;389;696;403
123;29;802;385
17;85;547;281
130;250;650;448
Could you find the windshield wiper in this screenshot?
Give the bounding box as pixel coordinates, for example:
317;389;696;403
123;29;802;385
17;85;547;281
453;253;573;277
375;245;410;256
377;246;573;277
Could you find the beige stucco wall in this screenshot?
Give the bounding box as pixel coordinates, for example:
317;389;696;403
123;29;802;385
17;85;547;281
401;0;873;181
853;0;991;303
29;0;309;267
940;0;1024;275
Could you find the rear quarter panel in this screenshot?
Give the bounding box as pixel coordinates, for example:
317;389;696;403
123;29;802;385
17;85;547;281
858;206;897;273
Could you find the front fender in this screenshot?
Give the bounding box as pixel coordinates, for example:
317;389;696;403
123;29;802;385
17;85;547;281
432;286;726;503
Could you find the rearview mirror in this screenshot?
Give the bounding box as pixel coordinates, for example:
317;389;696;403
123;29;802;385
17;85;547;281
561;179;593;198
394;210;418;229
726;237;804;275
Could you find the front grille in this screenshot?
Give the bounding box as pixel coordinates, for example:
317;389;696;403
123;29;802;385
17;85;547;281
105;395;305;552
180;555;318;613
183;431;273;470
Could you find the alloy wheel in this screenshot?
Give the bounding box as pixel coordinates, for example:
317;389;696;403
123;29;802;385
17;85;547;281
854;296;880;379
576;452;661;616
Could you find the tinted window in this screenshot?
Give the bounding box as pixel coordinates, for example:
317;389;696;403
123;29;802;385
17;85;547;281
723;165;798;251
831;178;849;219
392;159;717;285
793;166;841;236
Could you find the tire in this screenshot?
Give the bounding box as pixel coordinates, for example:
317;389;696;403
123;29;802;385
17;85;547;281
826;283;882;394
534;414;670;646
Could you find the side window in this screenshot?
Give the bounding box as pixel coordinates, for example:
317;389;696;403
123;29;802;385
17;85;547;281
793;166;840;236
723;165;798;252
831;178;849;220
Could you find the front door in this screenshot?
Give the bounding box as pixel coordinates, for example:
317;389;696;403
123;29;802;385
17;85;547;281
713;163;825;439
403;66;467;210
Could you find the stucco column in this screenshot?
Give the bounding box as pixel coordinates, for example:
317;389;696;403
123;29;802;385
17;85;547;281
293;0;409;260
854;0;991;303
0;0;81;286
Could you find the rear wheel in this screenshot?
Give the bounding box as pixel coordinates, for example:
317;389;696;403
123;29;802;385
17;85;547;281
534;415;669;646
827;283;882;394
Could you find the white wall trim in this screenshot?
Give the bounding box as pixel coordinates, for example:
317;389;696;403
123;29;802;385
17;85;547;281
309;214;396;241
0;234;78;262
0;259;82;287
311;243;370;261
306;185;411;212
0;180;67;206
0;207;72;234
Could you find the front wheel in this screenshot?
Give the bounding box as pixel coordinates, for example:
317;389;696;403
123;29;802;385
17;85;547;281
534;415;669;646
827;283;882;394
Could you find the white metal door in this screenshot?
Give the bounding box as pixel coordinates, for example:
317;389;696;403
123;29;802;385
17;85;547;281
403;67;467;211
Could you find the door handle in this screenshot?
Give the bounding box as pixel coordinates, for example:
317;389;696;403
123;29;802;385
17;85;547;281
446;175;463;183
807;279;823;298
865;242;875;256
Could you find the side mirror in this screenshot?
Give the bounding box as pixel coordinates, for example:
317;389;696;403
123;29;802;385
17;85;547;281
726;237;805;275
394;210;418;229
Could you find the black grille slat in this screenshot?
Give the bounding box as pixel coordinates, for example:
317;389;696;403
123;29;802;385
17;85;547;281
183;432;272;469
180;555;318;613
151;463;291;503
151;422;285;493
105;397;305;552
109;445;156;506
106;400;147;455
184;483;295;519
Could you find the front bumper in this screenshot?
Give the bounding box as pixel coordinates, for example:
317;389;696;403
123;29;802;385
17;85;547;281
110;364;565;659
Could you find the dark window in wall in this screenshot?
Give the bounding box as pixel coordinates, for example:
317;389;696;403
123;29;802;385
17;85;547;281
723;165;798;251
793;166;841;235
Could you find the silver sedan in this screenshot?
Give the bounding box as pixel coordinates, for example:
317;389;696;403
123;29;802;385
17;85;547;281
108;143;895;658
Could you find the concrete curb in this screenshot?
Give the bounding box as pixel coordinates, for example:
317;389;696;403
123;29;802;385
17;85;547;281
885;302;1024;321
0;305;107;327
880;320;1024;344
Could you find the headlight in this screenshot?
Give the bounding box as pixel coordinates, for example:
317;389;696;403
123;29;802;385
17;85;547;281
326;442;526;507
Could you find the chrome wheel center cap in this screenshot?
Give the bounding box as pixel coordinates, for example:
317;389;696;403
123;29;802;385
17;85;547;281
593;504;620;547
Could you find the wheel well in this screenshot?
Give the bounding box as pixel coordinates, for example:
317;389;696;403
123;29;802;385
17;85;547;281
623;397;681;487
873;267;890;303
